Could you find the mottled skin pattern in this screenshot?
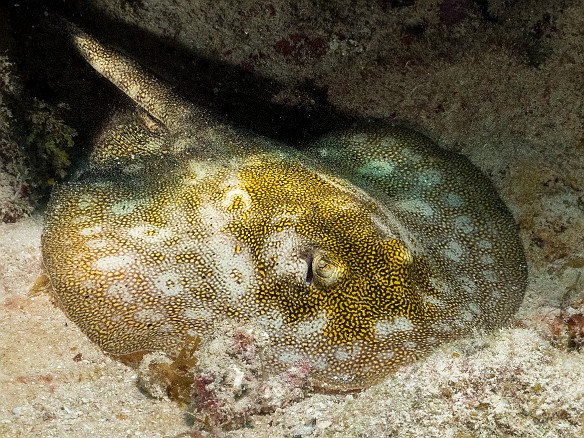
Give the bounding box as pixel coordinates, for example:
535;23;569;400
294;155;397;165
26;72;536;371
42;26;527;392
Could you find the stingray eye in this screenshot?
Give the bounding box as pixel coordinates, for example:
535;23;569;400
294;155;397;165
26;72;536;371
312;253;342;287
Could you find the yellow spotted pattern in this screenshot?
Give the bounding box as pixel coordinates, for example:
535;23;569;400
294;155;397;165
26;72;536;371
41;27;527;392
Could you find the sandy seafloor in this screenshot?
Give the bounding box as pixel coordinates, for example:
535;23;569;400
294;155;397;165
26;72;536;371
1;0;584;436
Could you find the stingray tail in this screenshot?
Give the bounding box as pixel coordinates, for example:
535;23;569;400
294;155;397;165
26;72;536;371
66;21;206;134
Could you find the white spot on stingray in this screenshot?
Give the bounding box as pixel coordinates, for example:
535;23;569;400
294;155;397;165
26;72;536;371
123;80;139;97
418;169;442;186
434;322;453;333
76;194;94;210
443;192;465;208
158;322;176;333
442;240;464;262
480;254;495;265
375;316;414;337
123;162;145;174
257;310;284;332
378;136;397;148
110;199;145;216
186;329;200;337
184;307;214;322
478;239;493;250
403;340;418;350
460;310;474;322
93;255;133;271
350;344;361;357
134;308;165;323
454;318;468;329
187;160;220;182
483;270;498;283
429;276;449;293
128;225;173;243
397;199;434;217
262;228;307;281
357;159;396;178
330;374;357;384
334;347;350;361
295;311;328;339
154;272;183;297
454;215;475;234
107;283;133;303
199;232;255;303
400;148;422;163
317;147;343;160
221;187;251;211
197;203;231;233
278;350;305;365
79;225;102;236
270;213;299;227
377;349;395;361
85;239;108;250
310;356;328;371
71;215;90;225
79;279;96;289
424;294;444;308
459;276;477;294
468;302;481;315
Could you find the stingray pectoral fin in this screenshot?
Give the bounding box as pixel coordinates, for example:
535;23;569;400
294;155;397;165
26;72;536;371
312;124;527;327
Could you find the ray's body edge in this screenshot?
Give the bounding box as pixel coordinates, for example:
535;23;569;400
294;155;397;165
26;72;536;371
40;23;527;392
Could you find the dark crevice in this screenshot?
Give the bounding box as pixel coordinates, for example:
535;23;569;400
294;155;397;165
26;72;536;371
6;0;356;178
